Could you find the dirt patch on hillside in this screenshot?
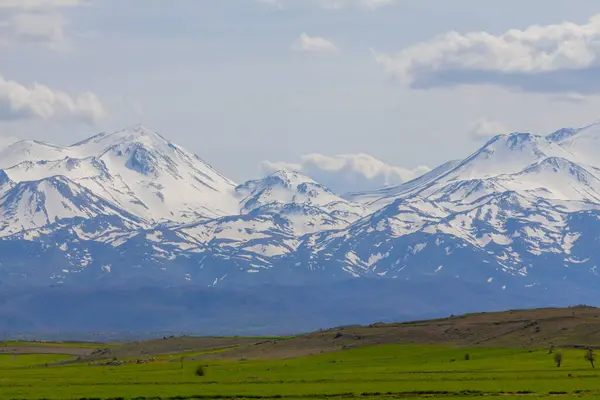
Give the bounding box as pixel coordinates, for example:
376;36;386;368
79;336;262;361
0;346;92;356
200;306;600;360
8;307;600;362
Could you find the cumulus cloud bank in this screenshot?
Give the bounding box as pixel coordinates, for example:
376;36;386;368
6;12;67;48
0;0;86;49
261;153;430;194
375;15;600;94
292;33;337;53
0;0;83;9
0;75;105;124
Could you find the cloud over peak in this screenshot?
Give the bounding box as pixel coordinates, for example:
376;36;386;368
261;153;430;194
468;118;509;142
375;15;600;94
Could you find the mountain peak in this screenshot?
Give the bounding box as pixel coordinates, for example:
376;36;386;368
0;125;239;223
237;170;325;196
237;169;359;212
505;132;537;147
118;124;169;141
266;170;316;186
518;156;593;181
484;132;542;149
445;130;574;182
71;125;171;153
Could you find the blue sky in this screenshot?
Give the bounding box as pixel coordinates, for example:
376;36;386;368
2;0;600;192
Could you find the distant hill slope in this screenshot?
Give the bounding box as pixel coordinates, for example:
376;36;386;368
201;306;600;359
7;306;599;362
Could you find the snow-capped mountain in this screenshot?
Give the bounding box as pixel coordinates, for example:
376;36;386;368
3;123;600;294
236;170;370;234
290;125;600;290
0;125;239;223
0;176;142;237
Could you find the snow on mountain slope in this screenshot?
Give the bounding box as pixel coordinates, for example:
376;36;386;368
2;125;239;223
407;133;576;201
236;170;370;234
547;127;581;143
498;157;600;203
238;171;340;210
5;122;600;291
0;140;71;170
0;175;141;237
293;189;582;287
287;126;600;290
345;160;461;208
550;123;600;169
0;169;13;197
346;131;600;214
456;133;575;178
175;212;300;259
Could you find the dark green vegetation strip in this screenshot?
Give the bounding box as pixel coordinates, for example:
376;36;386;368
6;392;599;400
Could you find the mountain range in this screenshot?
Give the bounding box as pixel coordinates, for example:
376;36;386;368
2;123;600;336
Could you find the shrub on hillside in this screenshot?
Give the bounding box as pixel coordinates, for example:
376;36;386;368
585;348;595;368
195;365;206;377
554;352;563;367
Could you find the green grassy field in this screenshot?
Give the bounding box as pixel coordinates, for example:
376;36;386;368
2;344;600;399
0;353;73;368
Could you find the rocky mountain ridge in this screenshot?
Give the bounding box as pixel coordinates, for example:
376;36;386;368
2;123;600;295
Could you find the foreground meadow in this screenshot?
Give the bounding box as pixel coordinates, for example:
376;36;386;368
2;344;600;399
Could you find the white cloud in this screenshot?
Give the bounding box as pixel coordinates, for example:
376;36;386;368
292;33;337;53
0;75;105;124
261;160;303;172
0;0;86;49
0;0;83;9
5;12;68;49
258;0;394;10
261;153;430;193
256;0;283;9
374;15;600;94
468;118;509;142
321;0;394;9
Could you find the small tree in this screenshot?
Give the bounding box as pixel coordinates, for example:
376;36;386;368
195;365;206;377
585;348;595;368
464;353;470;361
554;352;563;367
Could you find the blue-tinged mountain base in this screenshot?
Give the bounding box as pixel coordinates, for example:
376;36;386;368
0;279;593;340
